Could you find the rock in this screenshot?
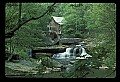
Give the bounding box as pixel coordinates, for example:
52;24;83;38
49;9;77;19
65;64;74;73
41;57;63;68
70;60;76;64
52;68;61;72
59;38;83;45
11;60;20;63
5;61;38;75
52;59;63;68
76;57;87;60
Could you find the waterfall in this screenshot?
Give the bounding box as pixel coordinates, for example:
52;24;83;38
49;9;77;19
66;48;72;54
52;45;92;72
80;47;87;56
78;47;92;59
52;45;92;60
73;48;78;56
52;48;73;59
73;45;82;57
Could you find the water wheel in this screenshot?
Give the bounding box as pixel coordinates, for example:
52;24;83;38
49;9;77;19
48;31;60;45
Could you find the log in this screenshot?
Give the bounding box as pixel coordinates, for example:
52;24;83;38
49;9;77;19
32;46;67;57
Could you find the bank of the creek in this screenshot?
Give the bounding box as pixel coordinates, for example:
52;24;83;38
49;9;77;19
5;38;116;78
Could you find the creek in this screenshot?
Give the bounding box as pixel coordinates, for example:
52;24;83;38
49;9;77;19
52;45;92;64
51;45;93;73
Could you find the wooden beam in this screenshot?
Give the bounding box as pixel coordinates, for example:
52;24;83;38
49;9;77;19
32;47;66;54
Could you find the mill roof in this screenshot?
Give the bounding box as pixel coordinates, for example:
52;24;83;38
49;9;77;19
52;16;66;25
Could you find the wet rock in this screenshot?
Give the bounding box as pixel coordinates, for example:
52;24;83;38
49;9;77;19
5;61;38;76
65;64;74;73
41;57;63;68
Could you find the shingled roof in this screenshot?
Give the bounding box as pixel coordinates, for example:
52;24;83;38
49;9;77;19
52;16;66;25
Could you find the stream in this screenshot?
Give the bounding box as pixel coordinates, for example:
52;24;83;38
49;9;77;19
5;44;116;78
52;45;92;65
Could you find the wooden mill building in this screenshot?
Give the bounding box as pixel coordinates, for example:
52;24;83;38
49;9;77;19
47;16;66;36
47;16;82;45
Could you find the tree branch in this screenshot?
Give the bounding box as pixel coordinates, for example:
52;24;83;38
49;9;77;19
105;68;116;78
81;72;89;78
5;3;56;38
18;3;22;23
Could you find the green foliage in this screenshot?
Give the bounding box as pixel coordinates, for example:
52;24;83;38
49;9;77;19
5;3;56;60
61;59;92;78
5;3;116;77
87;3;116;67
5;3;19;32
15;48;28;59
41;57;54;68
60;3;91;38
88;46;108;68
36;63;46;75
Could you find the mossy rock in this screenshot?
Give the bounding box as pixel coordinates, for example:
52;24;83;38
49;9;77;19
41;57;63;68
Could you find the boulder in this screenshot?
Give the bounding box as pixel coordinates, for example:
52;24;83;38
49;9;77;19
41;57;63;68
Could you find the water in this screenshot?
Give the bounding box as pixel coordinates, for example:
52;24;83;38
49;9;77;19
52;48;73;59
73;47;78;56
80;47;92;58
52;45;92;70
52;45;92;65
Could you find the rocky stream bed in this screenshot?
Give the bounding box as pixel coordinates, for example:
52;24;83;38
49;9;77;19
5;38;116;78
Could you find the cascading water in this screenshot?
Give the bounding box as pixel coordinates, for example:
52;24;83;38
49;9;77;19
52;45;92;60
75;47;92;59
73;47;78;56
52;48;73;59
52;47;73;65
52;45;92;61
81;47;92;58
80;47;87;56
52;45;92;71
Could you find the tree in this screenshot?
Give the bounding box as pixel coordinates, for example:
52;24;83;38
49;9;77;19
5;3;56;38
86;3;116;67
5;3;57;60
53;3;91;38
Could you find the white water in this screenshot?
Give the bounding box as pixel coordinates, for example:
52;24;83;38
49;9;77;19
52;45;93;72
52;45;92;60
81;47;92;58
73;48;78;56
66;48;72;54
52;48;73;59
80;47;88;56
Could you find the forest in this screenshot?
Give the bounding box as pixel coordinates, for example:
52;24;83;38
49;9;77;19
5;3;116;78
